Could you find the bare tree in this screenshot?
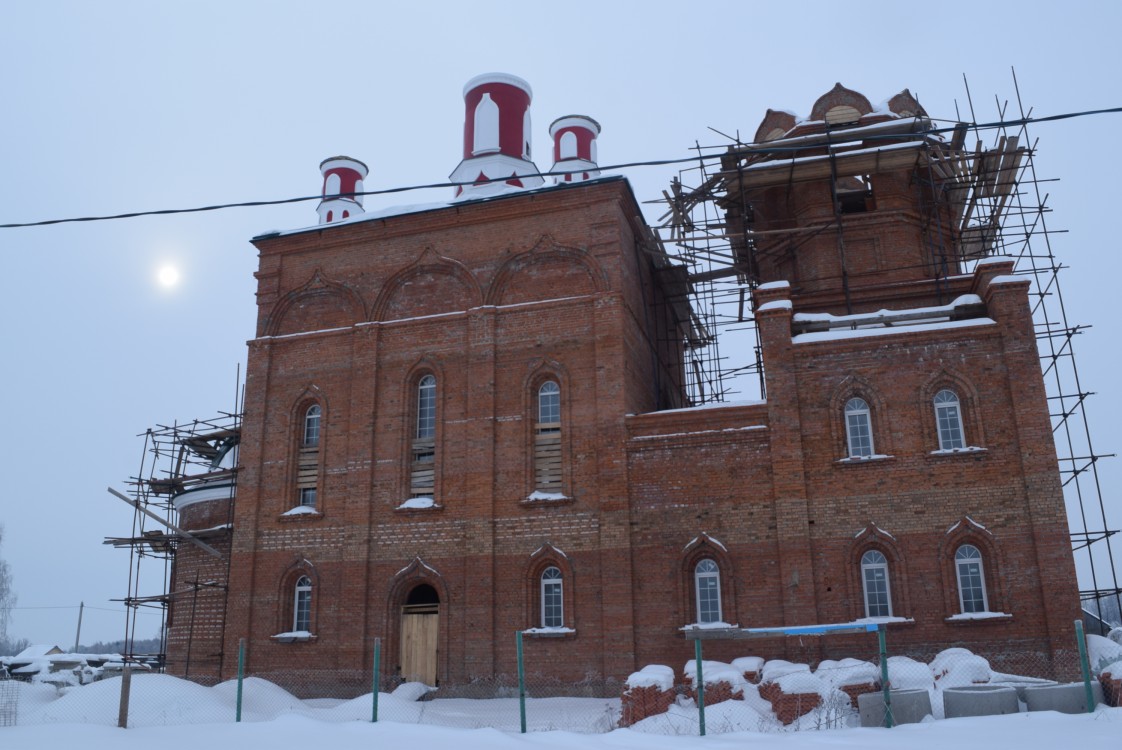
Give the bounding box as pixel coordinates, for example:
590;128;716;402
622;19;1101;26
0;525;17;655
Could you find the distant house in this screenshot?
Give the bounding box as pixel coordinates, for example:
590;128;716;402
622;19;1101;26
1;645;121;684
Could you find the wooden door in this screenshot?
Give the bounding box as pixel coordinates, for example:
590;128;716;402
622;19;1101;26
400;605;438;686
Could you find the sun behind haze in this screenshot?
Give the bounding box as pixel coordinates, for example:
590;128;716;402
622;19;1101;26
157;264;180;288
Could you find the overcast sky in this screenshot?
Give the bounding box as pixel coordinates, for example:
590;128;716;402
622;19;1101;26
1;0;1120;648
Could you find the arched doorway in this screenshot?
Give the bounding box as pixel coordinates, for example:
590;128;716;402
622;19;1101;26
400;583;439;685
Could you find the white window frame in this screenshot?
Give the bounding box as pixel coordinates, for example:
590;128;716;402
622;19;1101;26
416;375;436;440
844;397;874;457
955;544;989;613
694;559;722;624
303;404;321;447
538;381;561;429
540;566;563;628
934;389;965;450
293;575;312;632
860;550;892;618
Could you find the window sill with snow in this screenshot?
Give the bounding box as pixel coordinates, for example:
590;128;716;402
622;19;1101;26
270;631;317;643
835;454;894;466
521;491;573;507
395;497;443;512
521;626;577;639
280;506;323;522
944;611;1012;625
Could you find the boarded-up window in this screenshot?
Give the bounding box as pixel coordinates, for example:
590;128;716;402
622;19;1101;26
535;381;562;492
298;404;321;508
412;376;437;498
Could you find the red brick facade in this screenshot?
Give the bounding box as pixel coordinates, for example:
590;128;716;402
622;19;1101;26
165;94;1081;689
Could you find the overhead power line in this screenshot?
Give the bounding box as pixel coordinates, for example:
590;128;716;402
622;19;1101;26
1;107;1119;230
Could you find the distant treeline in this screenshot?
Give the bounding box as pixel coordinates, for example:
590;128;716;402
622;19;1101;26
77;636;163;654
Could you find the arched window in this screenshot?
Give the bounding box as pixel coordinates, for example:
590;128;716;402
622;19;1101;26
844;397;874;457
538;381;560;429
293;576;312;632
472;93;500;155
955;544;989;613
533;380;563;492
411;375;437;498
540;566;563;628
303;404;321;447
416;375;436;439
694;559;722;624
297;403;322;509
860;550;892;618
934;389;965;450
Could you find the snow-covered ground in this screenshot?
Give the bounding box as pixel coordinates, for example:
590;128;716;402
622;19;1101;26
3;634;1120;748
1;702;1119;750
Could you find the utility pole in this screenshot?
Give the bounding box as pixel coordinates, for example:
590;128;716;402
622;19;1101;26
73;601;84;653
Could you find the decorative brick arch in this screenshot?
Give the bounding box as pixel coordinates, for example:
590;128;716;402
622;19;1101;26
680;533;736;626
384;557;450;682
276;556;320;635
523;544;576;629
485;234;608;306
810;83;873;125
829;373;891;457
938;517;1008;615
753;108;799;144
287;385;329;513
846;523;911;619
371;247;483;322
265;269;366;336
886;89;927;119
520;359;572;499
919;367;985;449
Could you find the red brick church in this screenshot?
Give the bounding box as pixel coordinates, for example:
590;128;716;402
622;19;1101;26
162;75;1081;689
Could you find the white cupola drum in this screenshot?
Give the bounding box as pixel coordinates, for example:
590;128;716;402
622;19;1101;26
549;115;601;184
449;73;543;197
317;156;369;225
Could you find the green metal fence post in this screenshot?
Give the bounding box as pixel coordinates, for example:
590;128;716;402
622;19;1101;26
1075;620;1095;713
694;638;706;737
878;624;894;728
517;630;527;733
372;637;381;723
236;638;245;723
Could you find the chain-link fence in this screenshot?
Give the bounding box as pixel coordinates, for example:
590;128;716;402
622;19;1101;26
2;624;1118;732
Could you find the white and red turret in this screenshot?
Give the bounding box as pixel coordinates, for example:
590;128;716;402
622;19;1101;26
449;73;543;198
317;156;368;224
549;116;601;184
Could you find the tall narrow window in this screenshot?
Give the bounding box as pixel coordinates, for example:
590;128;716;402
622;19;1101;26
293;576;312;632
694;559;722;624
860;550;892;618
534;381;563;492
303;405;321;447
411;375;437;498
844;397;874;457
540;566;563;628
934;389;965;450
297;404;321;509
955;544;989;613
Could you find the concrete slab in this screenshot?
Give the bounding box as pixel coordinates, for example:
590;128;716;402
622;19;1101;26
858;688;933;727
1024;681;1102;714
943;685;1018;718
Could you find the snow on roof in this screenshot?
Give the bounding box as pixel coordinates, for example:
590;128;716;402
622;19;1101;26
793;317;996;345
646;399;766;416
257;175;627;240
14;644;62;659
793;294;983;325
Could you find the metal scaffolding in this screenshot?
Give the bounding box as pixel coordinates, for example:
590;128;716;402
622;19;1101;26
648;72;1120;630
105;410;240;670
